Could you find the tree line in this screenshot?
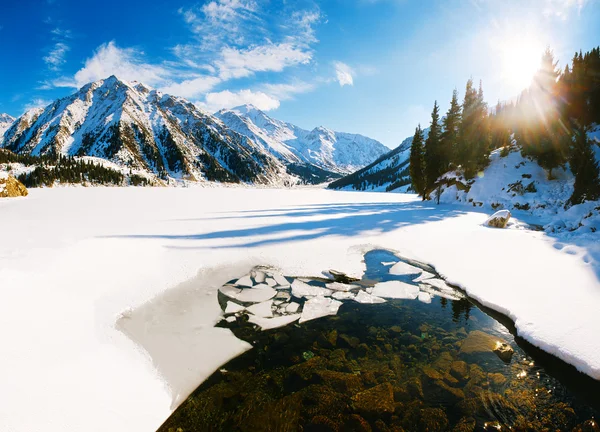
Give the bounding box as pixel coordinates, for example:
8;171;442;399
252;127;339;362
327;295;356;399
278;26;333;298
409;46;600;205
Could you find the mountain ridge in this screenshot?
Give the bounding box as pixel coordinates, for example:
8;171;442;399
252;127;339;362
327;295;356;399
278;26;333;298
1;77;388;186
215;104;390;174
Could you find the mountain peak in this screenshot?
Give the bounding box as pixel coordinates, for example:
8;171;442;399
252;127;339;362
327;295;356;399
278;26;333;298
230;104;262;115
0;113;15;123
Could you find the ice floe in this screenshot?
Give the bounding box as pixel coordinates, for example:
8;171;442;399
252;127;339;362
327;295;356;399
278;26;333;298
225;302;245;314
371;281;420;299
418;292;432;304
299;296;343;323
246;300;274;318
389;261;423;276
354;290;386;304
291;279;332;299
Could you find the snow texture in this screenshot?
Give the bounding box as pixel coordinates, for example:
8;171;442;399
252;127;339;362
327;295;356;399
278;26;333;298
1;186;599;432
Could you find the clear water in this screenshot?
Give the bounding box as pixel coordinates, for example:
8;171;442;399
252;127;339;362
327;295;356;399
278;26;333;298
159;250;600;432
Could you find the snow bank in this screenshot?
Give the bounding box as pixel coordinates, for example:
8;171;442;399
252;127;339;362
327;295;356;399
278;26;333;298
0;187;599;432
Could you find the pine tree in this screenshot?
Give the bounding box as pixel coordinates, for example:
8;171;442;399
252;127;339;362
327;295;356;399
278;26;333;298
424;101;442;197
409;125;426;196
457;78;480;178
441;89;462;168
569;127;600;204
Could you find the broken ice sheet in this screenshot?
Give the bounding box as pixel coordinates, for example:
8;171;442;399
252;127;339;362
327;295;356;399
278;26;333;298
246;300;274;318
291;279;332;299
286;302;300;313
249;314;301;330
354;290;386;304
299;296;343;323
225;301;245;314
253;270;266;283
371;281;419;299
389;261;422;276
421;278;454;292
235;287;277;303
272;273;291;287
413;271;436;282
235;275;254;287
325;282;360;291
418;292;432;304
332;291;356;300
219;285;242;299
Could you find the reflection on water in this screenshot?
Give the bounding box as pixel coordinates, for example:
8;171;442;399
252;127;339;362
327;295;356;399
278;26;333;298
159;250;600;432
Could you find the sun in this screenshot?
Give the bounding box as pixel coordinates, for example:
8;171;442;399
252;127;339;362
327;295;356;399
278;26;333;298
498;34;545;92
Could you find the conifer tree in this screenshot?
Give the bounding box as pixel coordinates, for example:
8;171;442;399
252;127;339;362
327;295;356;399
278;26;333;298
569;127;600;204
424;101;442;197
409;125;426;196
441;89;462;168
457;78;480;178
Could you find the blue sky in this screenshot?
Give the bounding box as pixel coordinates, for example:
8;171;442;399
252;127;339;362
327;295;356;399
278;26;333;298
0;0;598;147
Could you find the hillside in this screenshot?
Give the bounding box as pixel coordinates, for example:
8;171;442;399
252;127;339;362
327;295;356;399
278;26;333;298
328;128;429;192
1;77;297;186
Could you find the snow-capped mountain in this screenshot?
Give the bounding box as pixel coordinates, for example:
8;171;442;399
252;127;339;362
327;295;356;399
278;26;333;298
0;113;15;143
2;76;289;185
216;105;390;174
329;128;429;192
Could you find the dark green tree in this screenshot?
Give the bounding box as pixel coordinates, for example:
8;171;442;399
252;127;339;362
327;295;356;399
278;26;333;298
424;100;442;196
569;127;600;204
409;124;426;196
457;78;484;178
440;89;462;168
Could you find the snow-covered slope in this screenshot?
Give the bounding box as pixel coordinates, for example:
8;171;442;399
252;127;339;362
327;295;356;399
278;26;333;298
1;77;291;185
0;113;15;144
438;133;600;235
329;128;429;192
216;104;390;174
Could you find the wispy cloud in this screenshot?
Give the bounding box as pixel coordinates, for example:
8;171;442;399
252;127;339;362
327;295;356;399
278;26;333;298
43;27;72;72
53;41;171;88
179;0;260;50
216;43;312;79
23;98;52;112
260;81;316;101
334;62;354;86
199;89;280;112
46;1;325;113
542;0;588;19
43;42;70;71
161;75;222;99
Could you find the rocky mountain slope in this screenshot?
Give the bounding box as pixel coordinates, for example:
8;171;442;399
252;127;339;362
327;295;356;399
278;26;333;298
215;105;390;174
328;128;429;192
2;77;293;185
0;113;15;143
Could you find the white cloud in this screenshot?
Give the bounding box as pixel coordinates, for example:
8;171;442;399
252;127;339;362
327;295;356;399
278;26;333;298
542;0;588;19
199;89;280;112
334;62;354;86
23;98;52;112
180;0;258;49
160;76;222;99
44;42;70;71
54;41;171;88
217;43;312;79
260;81;316;100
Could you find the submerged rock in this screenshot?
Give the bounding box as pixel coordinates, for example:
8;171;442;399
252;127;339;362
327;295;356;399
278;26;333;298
0;174;28;198
459;330;513;363
484;210;511;228
352;382;395;416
